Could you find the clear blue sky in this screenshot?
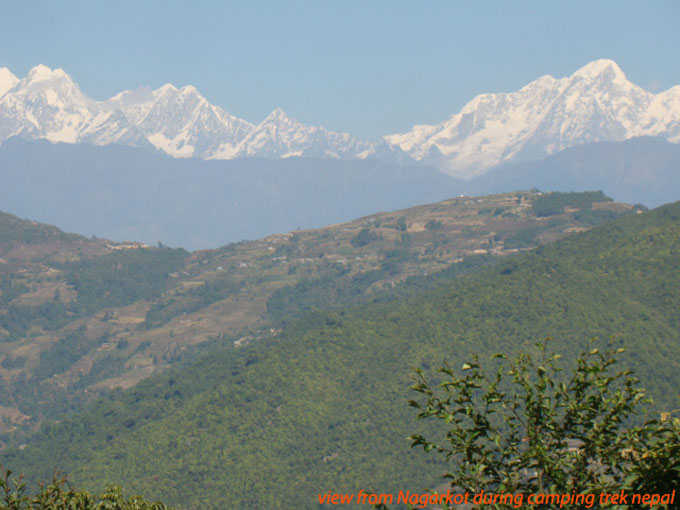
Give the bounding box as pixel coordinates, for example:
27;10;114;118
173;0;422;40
1;1;678;139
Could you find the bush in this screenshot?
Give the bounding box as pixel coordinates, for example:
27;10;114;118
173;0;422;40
350;228;380;248
406;339;680;508
425;220;442;231
0;469;171;509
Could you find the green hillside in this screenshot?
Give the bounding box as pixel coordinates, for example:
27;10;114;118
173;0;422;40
0;191;627;447
3;200;678;509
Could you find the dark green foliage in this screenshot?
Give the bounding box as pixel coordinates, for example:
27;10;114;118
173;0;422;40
0;278;28;306
5;202;680;509
0;468;170;509
72;355;129;391
350;227;380;247
64;248;188;315
425;219;442;230
131;341;151;355
408;339;680;508
266;255;499;325
502;219;567;249
0;355;26;370
0;246;186;343
573;208;627;226
143;277;242;328
533;190;611;217
478;207;506;217
0;299;70;342
266;263;354;323
502;226;543;249
36;329;107;380
624;415;680;503
0;212;82;245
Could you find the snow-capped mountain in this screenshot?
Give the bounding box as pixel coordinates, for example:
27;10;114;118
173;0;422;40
386;59;680;178
0;68;18;97
1;60;679;175
0;65;384;160
0;65;100;143
228;107;370;159
105;84;255;158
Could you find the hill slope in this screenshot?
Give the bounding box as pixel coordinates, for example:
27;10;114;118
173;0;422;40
3;200;678;509
0;191;626;448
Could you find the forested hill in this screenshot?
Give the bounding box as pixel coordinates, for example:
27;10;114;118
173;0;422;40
4;201;679;510
1;191;627;447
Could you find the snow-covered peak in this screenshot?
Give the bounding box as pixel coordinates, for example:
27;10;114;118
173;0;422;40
263;106;292;123
155;83;179;95
25;64;54;81
0;64;94;143
24;64;72;84
179;84;199;95
0;68;19;97
16;64;86;105
572;58;626;82
0;59;677;171
233;107;386;160
386;58;679;178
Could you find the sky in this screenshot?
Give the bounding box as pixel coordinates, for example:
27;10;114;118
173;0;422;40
1;1;679;139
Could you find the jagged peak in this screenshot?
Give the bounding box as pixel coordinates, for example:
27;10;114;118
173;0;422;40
179;84;199;94
0;67;18;82
155;83;179;95
520;73;558;90
572;59;626;81
263;106;293;123
0;67;19;96
106;86;154;104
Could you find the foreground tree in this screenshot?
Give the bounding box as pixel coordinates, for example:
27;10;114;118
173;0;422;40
406;339;680;509
0;470;170;510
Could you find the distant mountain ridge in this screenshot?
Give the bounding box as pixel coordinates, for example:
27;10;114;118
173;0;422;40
467;136;680;207
0;136;678;249
0;64;398;162
1;60;678;174
387;60;680;177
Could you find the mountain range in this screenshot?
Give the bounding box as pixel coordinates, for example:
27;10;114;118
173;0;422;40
388;60;680;177
1;60;679;176
1;135;678;250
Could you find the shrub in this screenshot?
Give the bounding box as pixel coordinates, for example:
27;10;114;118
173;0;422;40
406;339;680;508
